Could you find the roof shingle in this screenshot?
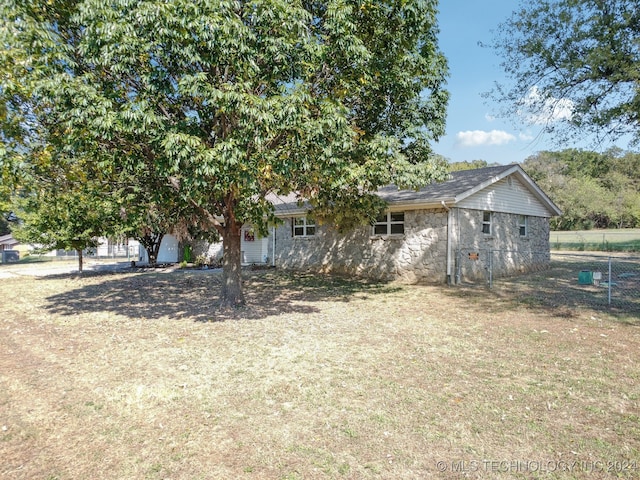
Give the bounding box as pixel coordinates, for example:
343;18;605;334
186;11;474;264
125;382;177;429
269;164;516;214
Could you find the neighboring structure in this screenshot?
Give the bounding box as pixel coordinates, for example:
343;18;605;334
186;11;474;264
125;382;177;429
265;165;561;284
0;234;19;252
96;237;139;259
0;234;20;263
1;234;140;261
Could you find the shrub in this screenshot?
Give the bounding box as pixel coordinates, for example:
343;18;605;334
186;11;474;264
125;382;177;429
194;254;207;268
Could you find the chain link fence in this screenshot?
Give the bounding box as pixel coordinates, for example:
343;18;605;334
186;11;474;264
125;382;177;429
456;249;640;313
551;231;640;252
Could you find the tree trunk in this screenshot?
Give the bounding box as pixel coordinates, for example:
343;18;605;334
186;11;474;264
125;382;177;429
138;233;164;266
220;220;245;307
148;240;161;266
77;248;83;272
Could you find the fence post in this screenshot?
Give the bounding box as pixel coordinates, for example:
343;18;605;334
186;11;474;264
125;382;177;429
489;250;493;289
608;256;612;306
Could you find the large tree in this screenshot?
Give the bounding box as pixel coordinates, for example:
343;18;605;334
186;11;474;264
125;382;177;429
1;0;449;306
491;0;640;145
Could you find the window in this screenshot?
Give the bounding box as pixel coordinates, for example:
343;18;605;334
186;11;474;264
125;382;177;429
482;211;492;235
519;215;528;236
373;212;405;235
293;217;315;237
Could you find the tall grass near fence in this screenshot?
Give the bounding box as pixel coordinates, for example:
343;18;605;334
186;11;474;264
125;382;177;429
551;229;640;252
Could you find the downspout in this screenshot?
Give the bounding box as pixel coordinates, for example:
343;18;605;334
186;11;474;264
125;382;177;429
456;207;461;284
441;201;452;285
271;225;276;267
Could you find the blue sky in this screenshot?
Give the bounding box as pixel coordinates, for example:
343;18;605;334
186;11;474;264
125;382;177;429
434;0;580;165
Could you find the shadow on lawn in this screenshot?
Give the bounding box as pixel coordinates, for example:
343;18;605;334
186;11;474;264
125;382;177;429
42;268;398;322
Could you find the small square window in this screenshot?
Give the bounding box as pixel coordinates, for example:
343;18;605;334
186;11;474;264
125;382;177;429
293;217;315;237
519;215;527;236
482;211;492;235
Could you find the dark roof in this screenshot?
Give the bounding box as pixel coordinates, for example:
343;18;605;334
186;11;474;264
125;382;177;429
376;164;514;204
270;164;559;215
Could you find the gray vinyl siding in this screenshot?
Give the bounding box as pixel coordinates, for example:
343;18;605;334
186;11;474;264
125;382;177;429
456;177;551;217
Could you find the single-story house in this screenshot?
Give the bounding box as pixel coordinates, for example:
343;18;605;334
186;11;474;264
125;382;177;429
260;164;561;284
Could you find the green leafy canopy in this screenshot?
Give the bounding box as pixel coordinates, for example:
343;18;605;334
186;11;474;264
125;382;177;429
490;0;640;146
1;0;449;304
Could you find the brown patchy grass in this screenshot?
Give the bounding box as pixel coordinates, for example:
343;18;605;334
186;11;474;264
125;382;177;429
0;267;639;479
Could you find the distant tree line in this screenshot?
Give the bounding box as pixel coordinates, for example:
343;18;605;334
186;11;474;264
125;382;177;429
448;159;499;172
522;149;640;230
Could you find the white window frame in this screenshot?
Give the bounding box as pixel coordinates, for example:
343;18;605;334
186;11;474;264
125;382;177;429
482;211;492;235
292;217;315;237
373;212;405;236
519;215;528;237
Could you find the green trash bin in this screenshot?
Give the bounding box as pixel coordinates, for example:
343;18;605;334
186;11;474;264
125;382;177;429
578;270;593;285
184;245;192;263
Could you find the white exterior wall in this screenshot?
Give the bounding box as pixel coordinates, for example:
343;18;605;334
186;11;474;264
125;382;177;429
457;176;552;217
95;237;133;257
241;226;268;264
139;234;179;263
187;226;268;265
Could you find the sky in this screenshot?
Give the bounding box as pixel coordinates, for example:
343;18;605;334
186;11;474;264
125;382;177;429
433;0;608;165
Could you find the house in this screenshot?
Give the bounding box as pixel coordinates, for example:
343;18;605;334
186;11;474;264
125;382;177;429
95;237;139;259
263;164;561;284
0;234;19;252
0;234;20;262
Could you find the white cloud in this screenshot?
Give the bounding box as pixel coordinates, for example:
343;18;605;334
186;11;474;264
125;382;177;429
518;132;534;142
456;129;516;147
519;86;574;125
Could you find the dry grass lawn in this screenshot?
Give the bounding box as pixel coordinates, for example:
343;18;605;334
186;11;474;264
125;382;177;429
0;266;639;479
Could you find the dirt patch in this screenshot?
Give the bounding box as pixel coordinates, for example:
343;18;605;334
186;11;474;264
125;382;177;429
1;269;639;479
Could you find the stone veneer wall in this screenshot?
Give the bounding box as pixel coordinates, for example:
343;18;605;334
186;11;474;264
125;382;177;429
273;208;449;283
188;239;224;262
453;208;551;282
